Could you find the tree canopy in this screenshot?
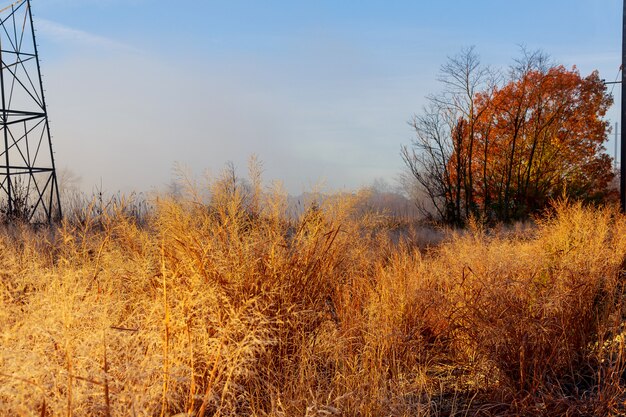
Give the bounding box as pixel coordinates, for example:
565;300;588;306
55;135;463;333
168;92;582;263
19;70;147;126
402;48;614;225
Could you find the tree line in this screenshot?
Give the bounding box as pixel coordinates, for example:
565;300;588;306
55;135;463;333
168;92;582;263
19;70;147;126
402;48;615;225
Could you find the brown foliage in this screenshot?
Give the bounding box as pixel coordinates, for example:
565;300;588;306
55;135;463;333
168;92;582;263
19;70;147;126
403;49;615;225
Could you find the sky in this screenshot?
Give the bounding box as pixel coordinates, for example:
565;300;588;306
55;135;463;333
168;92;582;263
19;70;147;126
20;0;625;194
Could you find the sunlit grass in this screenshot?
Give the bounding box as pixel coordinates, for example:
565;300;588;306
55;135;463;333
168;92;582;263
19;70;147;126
1;170;625;416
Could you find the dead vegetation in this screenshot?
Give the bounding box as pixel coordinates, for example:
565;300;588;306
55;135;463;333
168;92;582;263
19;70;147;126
1;170;626;416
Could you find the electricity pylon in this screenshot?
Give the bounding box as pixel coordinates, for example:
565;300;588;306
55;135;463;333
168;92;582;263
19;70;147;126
0;0;61;223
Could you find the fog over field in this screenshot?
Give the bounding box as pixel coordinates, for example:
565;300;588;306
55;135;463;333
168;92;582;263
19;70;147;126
2;2;626;415
27;0;623;195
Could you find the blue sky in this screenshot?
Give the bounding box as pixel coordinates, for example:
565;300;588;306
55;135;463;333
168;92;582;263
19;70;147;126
26;0;624;193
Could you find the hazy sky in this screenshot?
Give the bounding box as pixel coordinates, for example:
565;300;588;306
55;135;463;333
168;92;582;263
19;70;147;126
24;0;624;194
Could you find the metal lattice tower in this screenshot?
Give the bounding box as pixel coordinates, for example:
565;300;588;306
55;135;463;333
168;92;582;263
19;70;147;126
0;0;61;223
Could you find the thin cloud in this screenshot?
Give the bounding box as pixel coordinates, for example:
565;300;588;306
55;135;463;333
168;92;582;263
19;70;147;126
36;18;139;52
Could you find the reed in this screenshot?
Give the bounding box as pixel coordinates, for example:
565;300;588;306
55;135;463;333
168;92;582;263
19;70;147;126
0;174;625;415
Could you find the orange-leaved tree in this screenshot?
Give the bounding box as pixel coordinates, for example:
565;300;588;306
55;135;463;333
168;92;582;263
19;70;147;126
402;49;614;225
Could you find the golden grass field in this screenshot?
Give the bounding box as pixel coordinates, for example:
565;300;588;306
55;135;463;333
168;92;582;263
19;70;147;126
1;176;626;416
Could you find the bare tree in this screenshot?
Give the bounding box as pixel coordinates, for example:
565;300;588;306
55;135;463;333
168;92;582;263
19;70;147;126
401;105;454;222
402;47;495;225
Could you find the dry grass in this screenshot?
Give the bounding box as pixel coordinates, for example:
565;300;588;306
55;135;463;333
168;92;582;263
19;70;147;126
1;172;626;416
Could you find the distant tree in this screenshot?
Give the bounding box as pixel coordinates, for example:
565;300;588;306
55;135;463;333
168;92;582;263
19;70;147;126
356;178;420;219
403;49;614;225
57;168;82;195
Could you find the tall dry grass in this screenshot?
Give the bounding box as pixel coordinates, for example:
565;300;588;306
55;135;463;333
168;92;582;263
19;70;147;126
1;170;626;416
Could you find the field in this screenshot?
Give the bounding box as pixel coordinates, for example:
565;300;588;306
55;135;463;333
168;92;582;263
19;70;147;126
1;178;626;416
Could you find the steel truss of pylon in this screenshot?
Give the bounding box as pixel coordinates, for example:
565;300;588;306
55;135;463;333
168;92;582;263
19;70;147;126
0;0;61;223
